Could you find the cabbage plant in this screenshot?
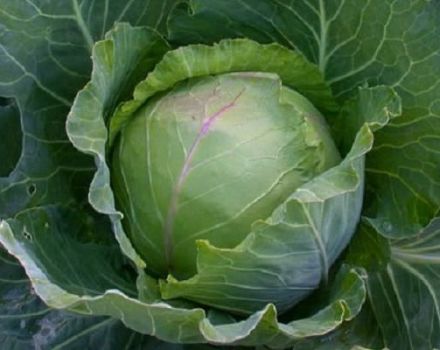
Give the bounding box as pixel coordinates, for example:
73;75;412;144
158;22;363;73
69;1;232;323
0;1;439;349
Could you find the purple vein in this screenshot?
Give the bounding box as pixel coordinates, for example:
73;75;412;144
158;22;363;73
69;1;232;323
163;89;245;269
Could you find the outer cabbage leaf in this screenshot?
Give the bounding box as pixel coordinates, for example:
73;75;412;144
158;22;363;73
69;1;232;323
0;205;204;342
0;247;50;349
0;204;366;347
0;0;178;219
66;23;170;268
348;218;440;350
293;301;384;350
0;226;184;350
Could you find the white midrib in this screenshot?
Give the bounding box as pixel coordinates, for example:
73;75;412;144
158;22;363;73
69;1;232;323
72;0;94;51
318;0;328;73
302;204;329;282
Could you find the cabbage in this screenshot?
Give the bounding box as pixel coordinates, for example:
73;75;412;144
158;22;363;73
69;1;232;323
1;2;439;349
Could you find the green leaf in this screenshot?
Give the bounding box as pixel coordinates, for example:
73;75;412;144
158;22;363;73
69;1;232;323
332;86;402;156
66;23;170;268
0;247;50;349
346;221;391;274
3;206;137;300
168;0;440;238
0;205;203;343
293;301;384;350
0;0;178;218
364;218;440;349
0;246;182;350
0;211;369;347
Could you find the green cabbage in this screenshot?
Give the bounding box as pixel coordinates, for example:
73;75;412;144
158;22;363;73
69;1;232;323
0;1;439;349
